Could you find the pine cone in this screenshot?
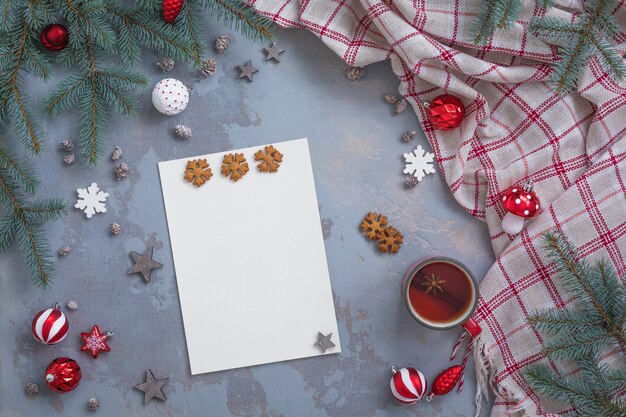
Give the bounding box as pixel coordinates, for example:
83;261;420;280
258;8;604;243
401;130;417;142
66;300;78;310
157;57;175;73
347;66;365;80
405;176;419;188
394;98;407;115
25;383;39;395
88;397;100;412
59;246;71;256
214;35;230;53
60;139;74;152
111;223;121;236
63;154;75;165
384;93;398;104
115;163;129;180
175;124;192;139
111;147;123;161
200;58;216;77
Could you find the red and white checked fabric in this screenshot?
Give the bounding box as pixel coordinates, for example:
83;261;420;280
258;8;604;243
248;0;626;415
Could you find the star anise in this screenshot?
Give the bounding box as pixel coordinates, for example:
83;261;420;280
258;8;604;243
421;273;446;295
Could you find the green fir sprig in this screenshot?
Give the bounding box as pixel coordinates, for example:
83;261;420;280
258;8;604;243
470;0;624;95
0;0;274;287
524;232;626;416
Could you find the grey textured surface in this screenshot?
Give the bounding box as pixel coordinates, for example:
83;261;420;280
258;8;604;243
0;16;495;417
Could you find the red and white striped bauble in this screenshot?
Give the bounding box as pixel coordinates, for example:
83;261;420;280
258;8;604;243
31;304;69;345
390;365;427;404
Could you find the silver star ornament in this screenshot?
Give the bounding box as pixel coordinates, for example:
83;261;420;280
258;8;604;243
264;42;285;62
314;332;336;353
134;369;169;404
238;61;259;81
128;247;163;283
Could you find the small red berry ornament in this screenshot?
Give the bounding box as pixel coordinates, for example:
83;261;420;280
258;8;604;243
80;325;113;358
31;303;69;345
45;357;81;393
501;180;540;235
162;0;184;23
426;94;465;130
389;365;427;404
426;365;462;400
40;24;69;51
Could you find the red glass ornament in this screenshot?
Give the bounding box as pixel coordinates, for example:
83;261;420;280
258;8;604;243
427;365;462;400
389;365;427;404
40;24;69;51
80;325;113;358
162;0;184;23
45;357;81;393
426;94;465;130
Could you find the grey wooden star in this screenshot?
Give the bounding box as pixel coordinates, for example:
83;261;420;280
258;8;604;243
314;332;336;353
134;369;168;404
128;247;163;283
238;60;259;81
264;42;285;62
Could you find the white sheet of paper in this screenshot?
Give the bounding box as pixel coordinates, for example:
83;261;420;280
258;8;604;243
158;138;340;375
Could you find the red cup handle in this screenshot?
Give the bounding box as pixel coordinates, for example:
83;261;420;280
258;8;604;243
462;318;482;337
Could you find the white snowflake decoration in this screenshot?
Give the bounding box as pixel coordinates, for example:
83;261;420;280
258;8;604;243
75;183;109;219
403;145;436;182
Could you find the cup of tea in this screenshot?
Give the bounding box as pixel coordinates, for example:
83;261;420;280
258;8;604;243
403;257;480;334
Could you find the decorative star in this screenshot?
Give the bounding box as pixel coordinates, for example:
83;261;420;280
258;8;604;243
264;42;285;62
314;332;336;353
128;247;163;283
238;60;259;81
80;325;112;358
421;273;446;295
134;369;169;404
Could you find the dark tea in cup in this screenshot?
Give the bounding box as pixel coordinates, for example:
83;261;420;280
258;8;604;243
403;257;478;330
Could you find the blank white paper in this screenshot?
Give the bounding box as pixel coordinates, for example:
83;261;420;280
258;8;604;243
158;138;340;375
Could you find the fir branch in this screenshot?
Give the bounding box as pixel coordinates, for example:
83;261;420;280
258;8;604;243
524;232;626;416
106;3;195;64
205;0;274;41
0;146;38;194
470;0;522;44
0;172;66;287
174;0;205;67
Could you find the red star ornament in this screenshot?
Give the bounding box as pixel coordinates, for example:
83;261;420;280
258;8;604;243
80;325;112;358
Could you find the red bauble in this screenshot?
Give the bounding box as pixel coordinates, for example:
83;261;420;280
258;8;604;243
80;325;113;358
162;0;184;23
389;366;427;404
31;303;69;345
427;365;462;400
426;94;465;130
45;357;82;393
40;24;69;51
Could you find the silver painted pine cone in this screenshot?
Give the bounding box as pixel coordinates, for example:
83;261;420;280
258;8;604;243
25;383;39;395
200;58;216;77
59;246;71;256
60;139;74;152
401;131;417;142
347;67;365;80
175;124;192;139
114;163;129;180
66;300;78;310
111;147;123;161
63;154;75;165
384;93;398;104
394;98;407;115
111;223;121;235
405;176;419;188
214;35;230;53
157;57;174;73
88;397;99;411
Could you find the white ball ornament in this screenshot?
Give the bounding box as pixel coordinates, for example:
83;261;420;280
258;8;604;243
152;78;189;115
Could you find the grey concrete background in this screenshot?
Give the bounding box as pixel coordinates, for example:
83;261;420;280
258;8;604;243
0;14;495;417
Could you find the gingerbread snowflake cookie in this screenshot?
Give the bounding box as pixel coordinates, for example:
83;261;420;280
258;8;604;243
221;153;249;181
184;159;213;187
359;212;403;254
255;145;283;173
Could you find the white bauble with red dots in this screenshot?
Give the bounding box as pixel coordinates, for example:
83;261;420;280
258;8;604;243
151;78;189;115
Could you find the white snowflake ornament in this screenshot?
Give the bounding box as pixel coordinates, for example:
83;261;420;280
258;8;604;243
151;78;189;115
75;183;109;219
403;145;436;182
